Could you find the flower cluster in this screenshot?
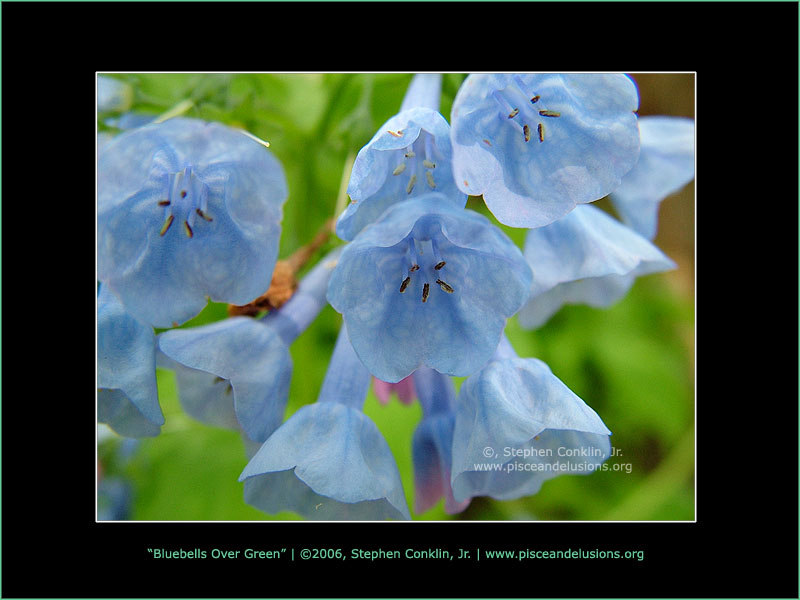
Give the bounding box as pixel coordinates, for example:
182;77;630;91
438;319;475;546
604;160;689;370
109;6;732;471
97;73;694;520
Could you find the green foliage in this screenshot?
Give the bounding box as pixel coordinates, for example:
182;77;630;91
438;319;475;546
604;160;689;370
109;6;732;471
98;73;695;521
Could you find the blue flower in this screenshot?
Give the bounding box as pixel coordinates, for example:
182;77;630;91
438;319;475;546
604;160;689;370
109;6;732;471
239;326;410;520
157;249;341;442
97;284;164;437
97;117;287;327
411;367;470;515
450;336;612;503
450;73;641;228
158;318;291;443
517;203;676;329
97;75;133;113
610;115;695;240
336;73;466;241
327;192;532;383
97;477;133;521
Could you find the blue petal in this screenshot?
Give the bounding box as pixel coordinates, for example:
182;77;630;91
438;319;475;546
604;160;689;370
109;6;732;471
611;116;695;240
517;204;676;329
451;73;640;228
328;193;532;382
239;402;410;520
98;389;161;438
97;285;163;436
156;350;240;431
337;107;465;241
97;118;287;327
158;317;291;443
451;357;611;502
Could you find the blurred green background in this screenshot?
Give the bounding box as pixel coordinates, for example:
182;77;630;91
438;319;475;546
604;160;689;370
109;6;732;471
97;72;695;521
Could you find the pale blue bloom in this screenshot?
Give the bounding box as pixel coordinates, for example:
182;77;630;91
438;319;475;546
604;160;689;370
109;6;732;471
610;116;695;240
97;75;133;113
157;249;342;442
327;192;532;383
336;73;466;241
411;367;470;515
239;326;410;520
158;317;291;443
451;336;612;502
97;477;133;521
450;73;641;228
97;285;163;438
97;117;287;327
517;203;676;329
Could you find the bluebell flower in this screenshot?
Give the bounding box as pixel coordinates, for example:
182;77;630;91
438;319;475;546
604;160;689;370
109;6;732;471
158;249;342;442
97;75;133;113
158;318;291;443
97;285;164;438
336;73;466;241
327;192;532;383
610;115;695;240
97;117;288;327
411;367;470;515
97;477;133;521
450;73;641;228
239;326;410;520
450;336;612;502
517;203;676;329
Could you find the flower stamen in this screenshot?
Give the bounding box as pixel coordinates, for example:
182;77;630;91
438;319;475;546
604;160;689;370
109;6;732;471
159;214;174;236
422;282;430;303
436;279;454;293
426;170;436;189
196;208;213;222
407;174;417;194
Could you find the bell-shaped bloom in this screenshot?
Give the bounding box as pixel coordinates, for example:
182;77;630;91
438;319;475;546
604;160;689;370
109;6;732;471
336;73;466;241
328;192;532;383
157;249;341;442
239;326;410;520
450;73;641;228
373;375;416;405
97;75;133;113
451;336;612;502
610;115;695;240
517;204;676;329
411;367;470;515
97;285;164;438
97;117;288;327
158;317;291;443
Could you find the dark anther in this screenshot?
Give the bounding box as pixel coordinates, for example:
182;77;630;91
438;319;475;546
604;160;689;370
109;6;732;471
436;279;454;293
399;276;411;293
159;214;175;237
